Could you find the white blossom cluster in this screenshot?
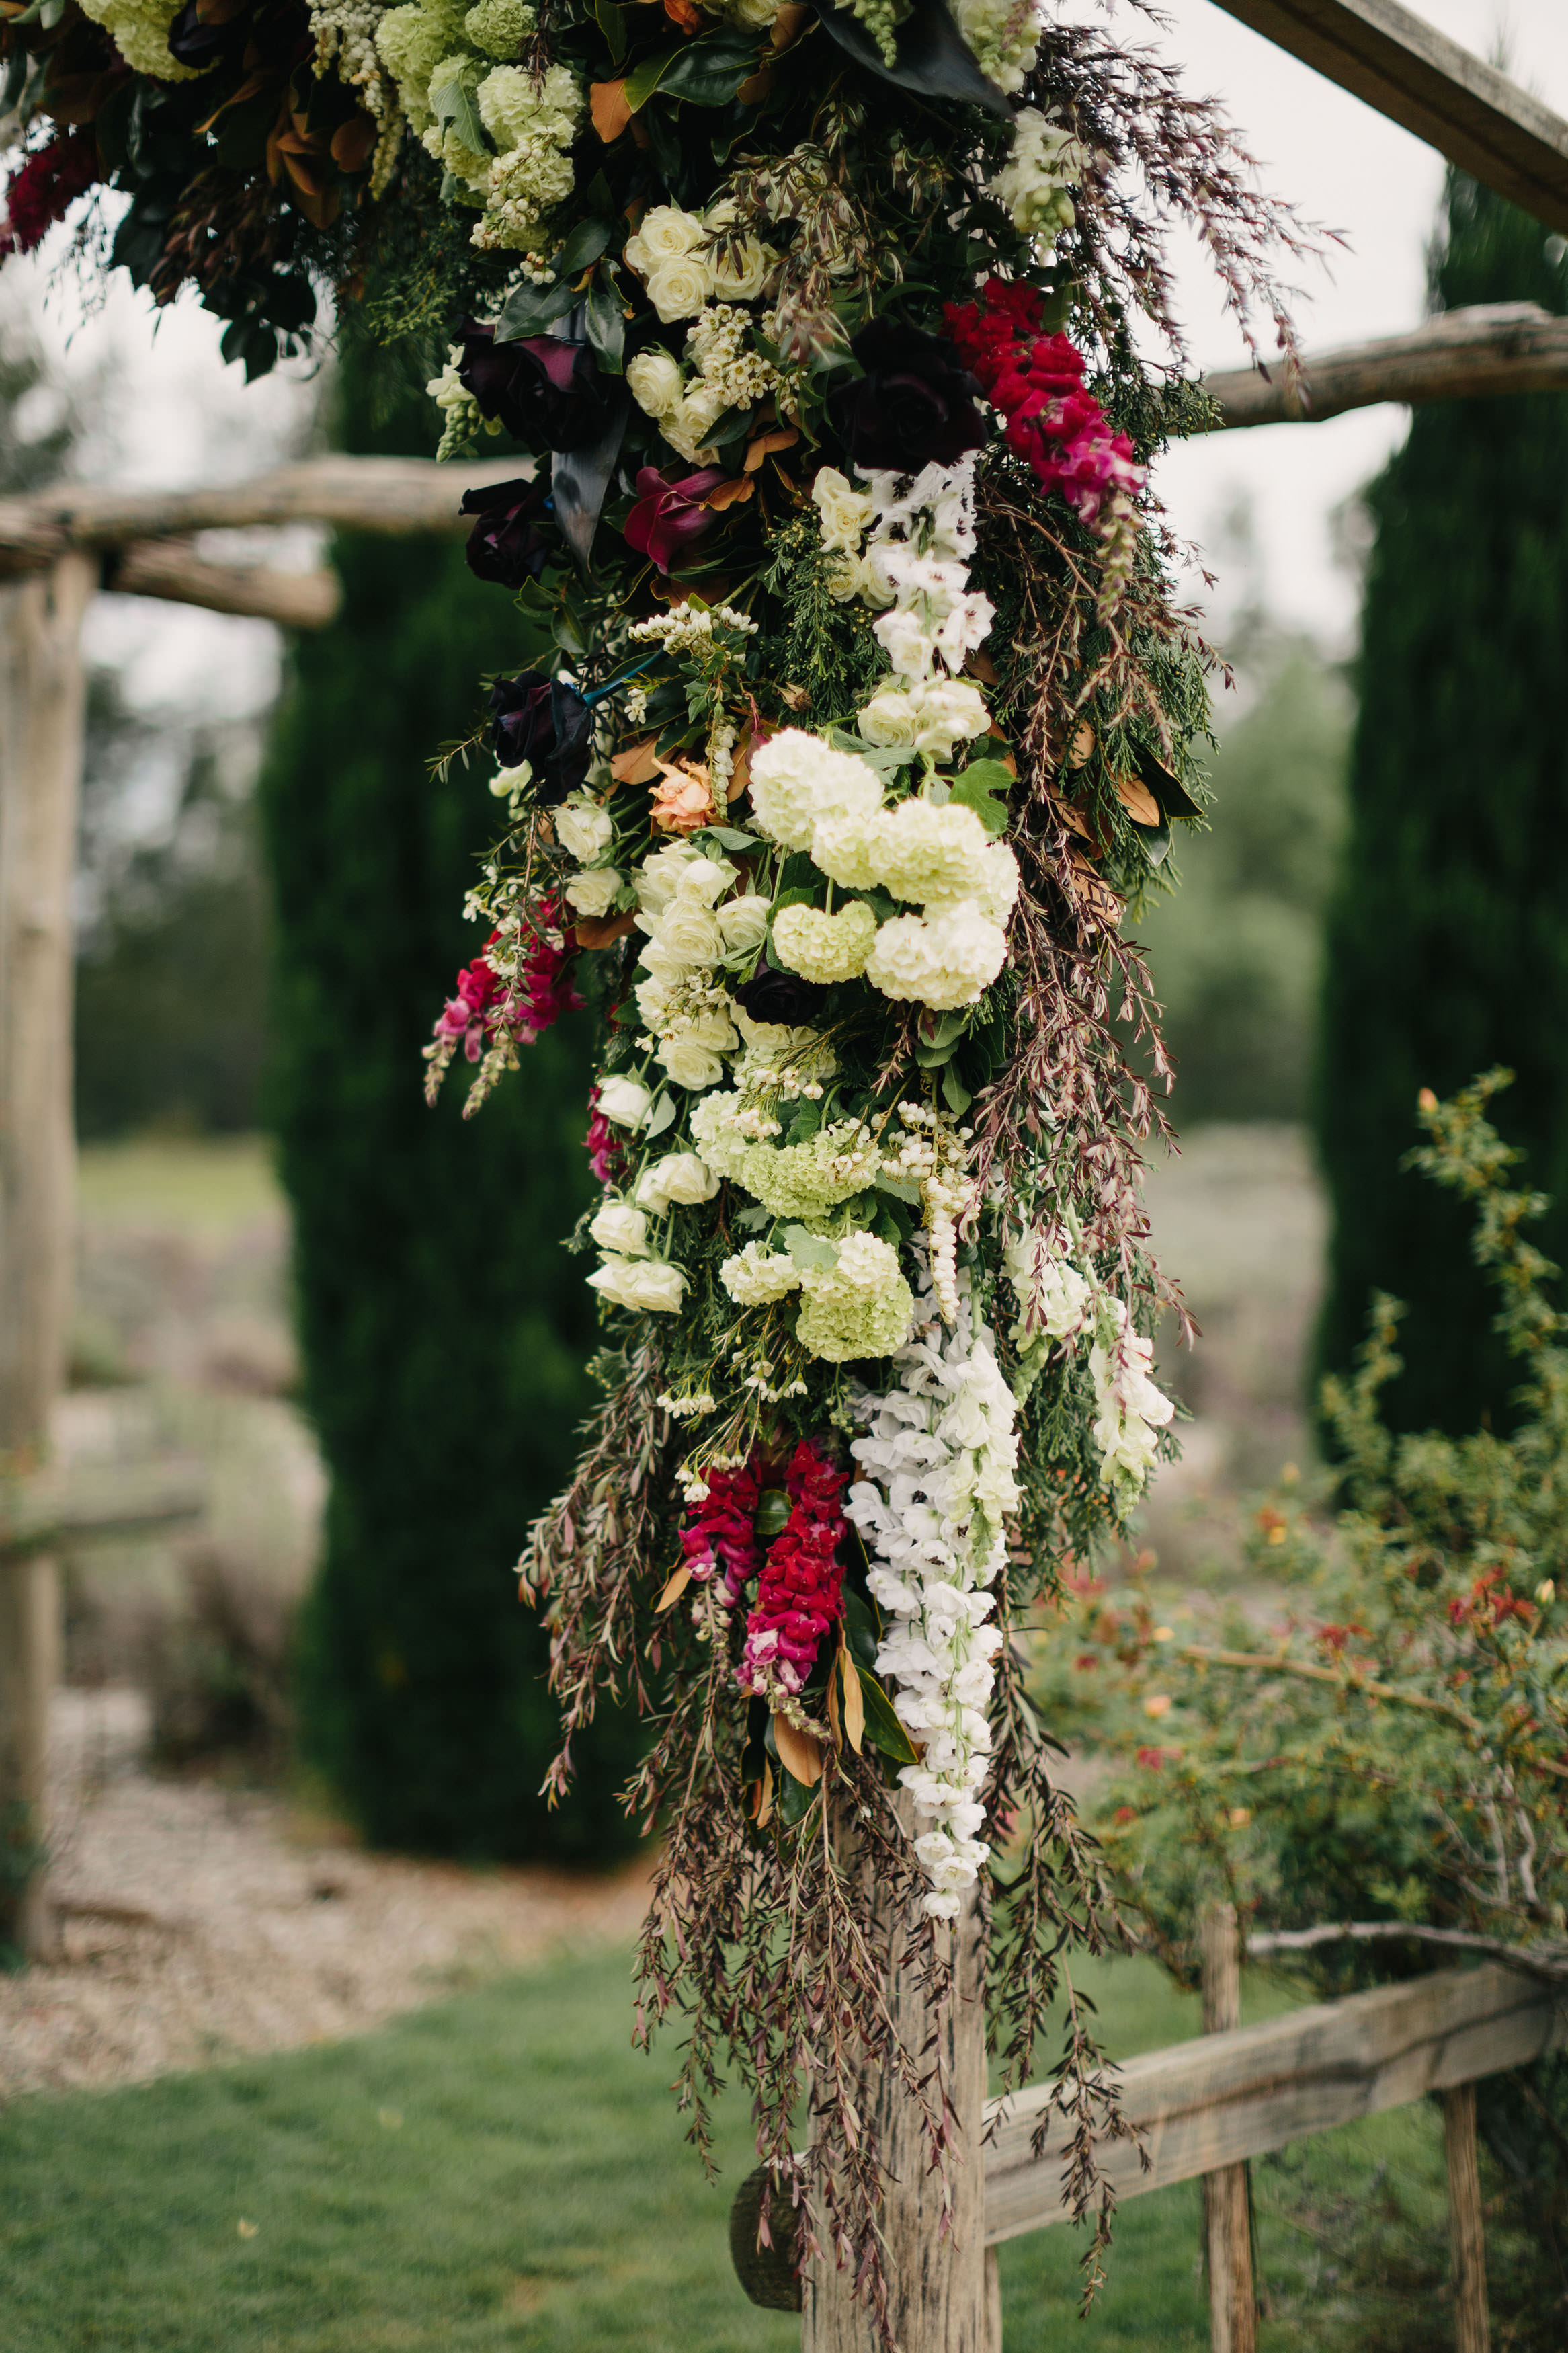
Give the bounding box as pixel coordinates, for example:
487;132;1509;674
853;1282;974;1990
950;0;1042;95
991;108;1090;248
1003;1222;1175;1503
847;1257;1018;1917
308;0;406;192
628;604;757;653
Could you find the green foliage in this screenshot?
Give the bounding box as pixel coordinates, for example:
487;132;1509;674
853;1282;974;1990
260;351;638;1861
75;735;270;1139
1139;640;1348;1119
1047;1074;1568;2344
1316;171;1568;1435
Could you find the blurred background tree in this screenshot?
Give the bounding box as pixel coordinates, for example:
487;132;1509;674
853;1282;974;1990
1315;172;1568;1436
259;345;639;1862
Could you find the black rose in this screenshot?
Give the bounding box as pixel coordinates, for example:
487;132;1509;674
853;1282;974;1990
732;957;830;1027
827;321;985;474
166;0;246;65
489;673;593;805
456;321;612;453
461;478;553;588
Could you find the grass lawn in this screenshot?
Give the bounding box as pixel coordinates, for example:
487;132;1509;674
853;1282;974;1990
77;1133;284;1238
0;1944;1448;2352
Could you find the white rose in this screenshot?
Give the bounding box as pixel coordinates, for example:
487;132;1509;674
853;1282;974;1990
590;1201;651;1255
624;205;706;271
597;1075;654;1128
626;348;685;420
651;898;723;967
857;690;920;748
555;798;614;860
716;893;770;953
588;1255;688;1313
636;1151;720;1211
643;256;713;324
708;232;771;302
811;466;875;555
658;1033;729;1090
564;868;622;917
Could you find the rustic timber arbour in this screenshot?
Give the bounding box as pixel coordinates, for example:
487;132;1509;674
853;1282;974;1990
3;1;1568;2346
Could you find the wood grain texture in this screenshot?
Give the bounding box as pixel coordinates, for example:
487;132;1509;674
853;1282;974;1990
1208;0;1568;234
1444;2085;1491;2353
106;541;342;630
0;458;522;577
0;554;93;1959
1204;305;1568;431
983;1963;1566;2244
802;1822;988;2353
1200;1908;1257;2353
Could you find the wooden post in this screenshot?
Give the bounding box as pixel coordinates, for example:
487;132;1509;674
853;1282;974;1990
1200;1905;1257;2353
1444;2083;1491;2353
802;1833;989;2353
0;552;93;1959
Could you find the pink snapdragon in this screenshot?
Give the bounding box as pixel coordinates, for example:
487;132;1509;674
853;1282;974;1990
739;1439;850;1700
681;1455;766;1605
425;900;582;1105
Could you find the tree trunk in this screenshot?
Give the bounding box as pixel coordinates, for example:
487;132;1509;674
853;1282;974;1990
802;1828;988;2353
0;553;92;1958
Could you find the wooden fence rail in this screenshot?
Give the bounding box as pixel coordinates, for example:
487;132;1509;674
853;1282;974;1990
982;1958;1563;2244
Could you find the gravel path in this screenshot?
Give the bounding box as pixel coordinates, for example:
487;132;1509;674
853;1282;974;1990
0;1690;651;2100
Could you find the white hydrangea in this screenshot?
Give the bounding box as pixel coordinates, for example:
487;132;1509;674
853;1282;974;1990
747;728;882;852
865;901;1008;1011
811;807;888;893
864;798;992;907
720;1242;802;1306
771;900;878;984
795;1231;915;1364
848;1254;1018;1916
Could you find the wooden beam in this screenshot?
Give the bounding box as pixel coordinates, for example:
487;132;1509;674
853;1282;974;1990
1200;1907;1257;2353
1;1462;206;1560
104;542;342;631
0;458;518;580
1208;0;1568;235
0;552;95;1963
982;1962;1565;2243
1204;302;1568;428
1443;2083;1491;2353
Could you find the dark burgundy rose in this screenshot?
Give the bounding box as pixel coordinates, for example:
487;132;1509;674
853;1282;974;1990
166;0;247;65
624;465;728;575
732;957;830;1027
456;321;612;452
461;478;552;588
827;321;986;474
489;673;593;805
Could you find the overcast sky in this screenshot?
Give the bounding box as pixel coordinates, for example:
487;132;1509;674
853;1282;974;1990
10;0;1568;704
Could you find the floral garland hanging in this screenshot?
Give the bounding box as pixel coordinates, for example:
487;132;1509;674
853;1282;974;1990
3;0;1314;2321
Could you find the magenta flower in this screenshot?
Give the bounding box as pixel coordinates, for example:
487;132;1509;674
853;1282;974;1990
739;1439;849;1700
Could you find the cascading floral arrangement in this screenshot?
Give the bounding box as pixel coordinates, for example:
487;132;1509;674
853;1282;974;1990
5;0;1313;2317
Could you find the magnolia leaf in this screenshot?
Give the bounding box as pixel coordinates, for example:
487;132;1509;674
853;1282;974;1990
808;0;1013;120
559;215;614;276
496;277;577;342
856;1665;918;1763
550;387;629;569
593;0;627;63
839;1644;865;1755
1134;742;1202;821
772;1713;824;1787
1112;768;1161;828
658;26;765;104
584;274;626;372
753;1756;775;1829
657;1563;693;1611
755;1486;791;1537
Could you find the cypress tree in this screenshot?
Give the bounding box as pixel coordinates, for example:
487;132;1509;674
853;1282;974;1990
1315;175;1568;1435
260;352;638;1859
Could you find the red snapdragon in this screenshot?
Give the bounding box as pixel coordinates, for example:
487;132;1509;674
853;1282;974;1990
681;1455;766;1605
944;279;1145;533
429;900;582;1066
739;1439;849;1700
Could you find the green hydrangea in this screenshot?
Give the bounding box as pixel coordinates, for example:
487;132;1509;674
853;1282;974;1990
795;1232;914;1363
464;0;535;56
739;1122;880;1220
375;0;470;130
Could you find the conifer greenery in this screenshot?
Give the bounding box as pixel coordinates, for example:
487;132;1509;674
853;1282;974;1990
1316;171;1568;1435
260;351;638;1860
